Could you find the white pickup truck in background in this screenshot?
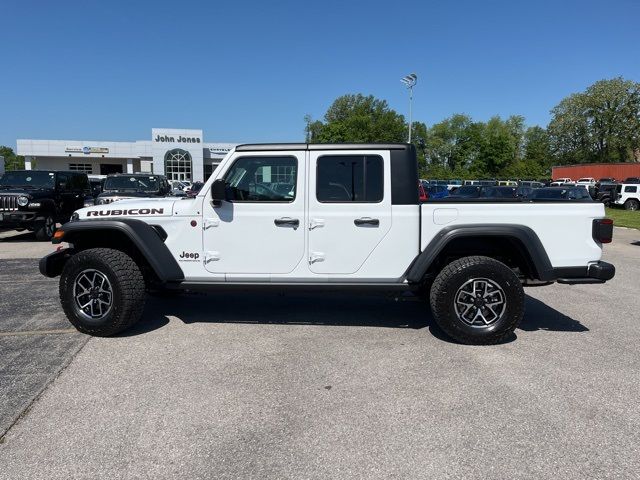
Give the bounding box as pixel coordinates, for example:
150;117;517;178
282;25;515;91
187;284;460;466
40;143;615;345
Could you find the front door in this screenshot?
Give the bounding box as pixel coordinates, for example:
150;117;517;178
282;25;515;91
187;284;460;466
202;152;305;275
307;150;392;274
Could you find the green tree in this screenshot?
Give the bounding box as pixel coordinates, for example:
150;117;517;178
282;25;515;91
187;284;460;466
423;114;478;172
0;146;25;170
477;116;517;176
308;94;407;143
523;126;552;176
548;77;640;163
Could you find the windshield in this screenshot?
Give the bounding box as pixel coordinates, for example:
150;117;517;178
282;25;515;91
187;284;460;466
103;176;160;192
0;171;55;188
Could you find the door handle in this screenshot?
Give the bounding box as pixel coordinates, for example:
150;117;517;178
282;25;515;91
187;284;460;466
274;217;300;228
354;217;379;227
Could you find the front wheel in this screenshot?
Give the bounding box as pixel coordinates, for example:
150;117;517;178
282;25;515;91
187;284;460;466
34;215;56;241
59;248;146;336
429;256;524;345
624;199;639;211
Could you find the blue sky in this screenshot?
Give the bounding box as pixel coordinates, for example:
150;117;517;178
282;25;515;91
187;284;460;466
1;0;638;148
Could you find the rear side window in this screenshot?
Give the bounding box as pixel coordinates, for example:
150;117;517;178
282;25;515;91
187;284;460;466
624;186;637;193
316;155;383;202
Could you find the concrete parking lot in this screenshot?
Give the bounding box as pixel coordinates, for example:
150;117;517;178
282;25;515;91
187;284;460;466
0;227;639;479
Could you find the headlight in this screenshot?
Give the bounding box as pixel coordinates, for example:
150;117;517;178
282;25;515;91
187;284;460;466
28;202;41;208
96;198;106;205
17;195;29;207
71;212;80;221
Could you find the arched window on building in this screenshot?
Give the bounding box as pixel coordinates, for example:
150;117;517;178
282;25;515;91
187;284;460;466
164;148;192;181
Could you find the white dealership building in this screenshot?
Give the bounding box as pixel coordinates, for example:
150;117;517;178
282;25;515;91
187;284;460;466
16;128;237;182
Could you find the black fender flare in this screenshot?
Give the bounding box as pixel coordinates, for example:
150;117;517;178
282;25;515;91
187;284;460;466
49;218;184;282
406;224;555;283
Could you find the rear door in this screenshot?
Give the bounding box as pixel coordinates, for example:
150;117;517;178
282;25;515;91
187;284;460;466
307;150;391;274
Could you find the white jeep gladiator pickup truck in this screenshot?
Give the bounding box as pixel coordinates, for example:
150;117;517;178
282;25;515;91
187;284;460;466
40;144;615;344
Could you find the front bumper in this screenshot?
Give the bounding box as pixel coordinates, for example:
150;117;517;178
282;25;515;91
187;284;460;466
555;261;616;285
0;211;38;228
39;248;74;278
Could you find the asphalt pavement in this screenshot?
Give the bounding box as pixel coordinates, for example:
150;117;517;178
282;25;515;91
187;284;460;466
0;227;638;479
0;231;87;437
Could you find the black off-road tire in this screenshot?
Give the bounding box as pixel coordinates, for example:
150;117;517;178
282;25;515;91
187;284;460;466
59;248;146;336
34;215;56;241
429;256;524;345
624;199;639;211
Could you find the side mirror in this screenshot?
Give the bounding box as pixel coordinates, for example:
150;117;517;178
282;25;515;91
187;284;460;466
210;179;227;207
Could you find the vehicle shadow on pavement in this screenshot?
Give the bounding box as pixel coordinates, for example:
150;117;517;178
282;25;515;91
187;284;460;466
120;292;588;342
124;292;431;334
519;296;588;333
0;232;36;242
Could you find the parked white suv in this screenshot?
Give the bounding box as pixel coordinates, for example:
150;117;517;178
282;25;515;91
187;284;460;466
613;183;640;210
40;143;615;345
576;177;596;189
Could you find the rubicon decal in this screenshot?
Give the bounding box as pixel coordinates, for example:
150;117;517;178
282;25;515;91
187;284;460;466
86;208;164;217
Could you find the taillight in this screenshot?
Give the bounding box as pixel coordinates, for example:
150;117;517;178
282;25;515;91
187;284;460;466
593;218;613;244
419;183;428;202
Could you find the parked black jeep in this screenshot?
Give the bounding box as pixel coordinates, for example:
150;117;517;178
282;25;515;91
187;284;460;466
0;170;91;240
594;182;620;206
95;174;171;205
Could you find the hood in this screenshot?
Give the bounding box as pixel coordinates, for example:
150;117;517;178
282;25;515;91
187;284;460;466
75;197;177;219
0;187;55;199
96;191;162;204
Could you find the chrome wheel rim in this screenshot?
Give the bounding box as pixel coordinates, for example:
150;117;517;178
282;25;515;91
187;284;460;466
73;269;113;321
454;278;507;327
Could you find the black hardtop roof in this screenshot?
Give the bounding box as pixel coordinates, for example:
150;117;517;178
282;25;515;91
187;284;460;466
235;143;412;152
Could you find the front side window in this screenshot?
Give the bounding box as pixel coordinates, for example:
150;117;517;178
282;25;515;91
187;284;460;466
224;156;297;202
316;155;383;203
56;173;70;190
68;173;89;191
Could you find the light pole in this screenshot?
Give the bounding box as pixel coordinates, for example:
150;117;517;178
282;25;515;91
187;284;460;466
400;73;417;143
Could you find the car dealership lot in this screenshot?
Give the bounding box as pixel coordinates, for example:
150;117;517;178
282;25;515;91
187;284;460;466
0;228;639;479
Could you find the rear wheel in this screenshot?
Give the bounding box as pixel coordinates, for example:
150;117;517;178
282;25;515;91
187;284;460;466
624;199;639;211
34;215;56;241
429;256;524;345
59;248;146;336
